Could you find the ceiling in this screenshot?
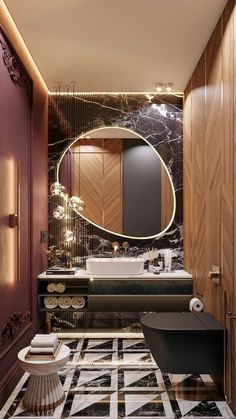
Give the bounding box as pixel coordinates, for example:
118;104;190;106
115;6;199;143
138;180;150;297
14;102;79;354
4;0;228;92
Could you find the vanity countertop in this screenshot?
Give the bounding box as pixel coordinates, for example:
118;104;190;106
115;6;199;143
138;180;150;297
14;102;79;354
38;269;192;280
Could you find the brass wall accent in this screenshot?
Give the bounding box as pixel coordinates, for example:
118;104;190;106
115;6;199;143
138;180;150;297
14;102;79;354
9;214;18;228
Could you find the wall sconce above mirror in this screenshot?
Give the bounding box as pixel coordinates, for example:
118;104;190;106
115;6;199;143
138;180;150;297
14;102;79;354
57;127;175;240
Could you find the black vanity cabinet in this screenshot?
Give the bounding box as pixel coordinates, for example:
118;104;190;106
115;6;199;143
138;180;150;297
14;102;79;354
89;278;192;311
38;271;192;313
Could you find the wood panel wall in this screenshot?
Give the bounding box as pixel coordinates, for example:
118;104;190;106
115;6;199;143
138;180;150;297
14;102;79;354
184;0;236;411
161;165;174;230
72;139;123;234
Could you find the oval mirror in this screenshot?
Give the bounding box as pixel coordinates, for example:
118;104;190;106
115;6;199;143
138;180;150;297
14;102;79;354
57;127;175;239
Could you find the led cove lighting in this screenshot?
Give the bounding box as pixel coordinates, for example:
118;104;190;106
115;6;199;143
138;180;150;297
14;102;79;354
49;91;183;96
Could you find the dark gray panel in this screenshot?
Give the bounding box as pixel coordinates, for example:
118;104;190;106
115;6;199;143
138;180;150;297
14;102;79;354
88;295;191;312
123;139;161;236
89;279;193;295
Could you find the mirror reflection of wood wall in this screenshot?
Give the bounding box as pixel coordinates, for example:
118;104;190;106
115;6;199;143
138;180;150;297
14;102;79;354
70;137;173;235
161;164;174;231
71;139;123;233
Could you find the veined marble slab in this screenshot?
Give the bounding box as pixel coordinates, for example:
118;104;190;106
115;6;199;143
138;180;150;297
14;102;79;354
38;269;192;280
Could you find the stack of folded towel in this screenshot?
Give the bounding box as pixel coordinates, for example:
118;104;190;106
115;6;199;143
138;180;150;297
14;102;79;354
29;333;59;355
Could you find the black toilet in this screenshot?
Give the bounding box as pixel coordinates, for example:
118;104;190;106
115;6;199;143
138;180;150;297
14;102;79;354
141;312;224;374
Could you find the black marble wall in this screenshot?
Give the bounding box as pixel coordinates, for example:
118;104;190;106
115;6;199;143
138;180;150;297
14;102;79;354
48;93;183;267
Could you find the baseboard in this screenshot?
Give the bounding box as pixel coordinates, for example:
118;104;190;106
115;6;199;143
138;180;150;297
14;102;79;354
0;359;23;410
210;373;224;395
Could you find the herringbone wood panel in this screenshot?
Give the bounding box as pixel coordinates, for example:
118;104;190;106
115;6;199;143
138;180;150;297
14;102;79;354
71;139;123;232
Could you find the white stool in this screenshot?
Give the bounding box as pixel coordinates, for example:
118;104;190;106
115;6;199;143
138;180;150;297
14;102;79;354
18;344;70;415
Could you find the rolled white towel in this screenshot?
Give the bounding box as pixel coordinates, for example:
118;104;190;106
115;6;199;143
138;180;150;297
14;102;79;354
44;296;58;308
56;283;66;293
58;296;72;308
29;347;55;354
34;333;57;339
31;338;58;349
47;282;57;292
71;296;85;309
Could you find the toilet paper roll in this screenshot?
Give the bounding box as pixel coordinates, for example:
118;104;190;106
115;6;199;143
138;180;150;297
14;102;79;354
189;297;203;312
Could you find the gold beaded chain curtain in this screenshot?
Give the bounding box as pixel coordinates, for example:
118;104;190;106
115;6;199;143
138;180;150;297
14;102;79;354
49;84;95;268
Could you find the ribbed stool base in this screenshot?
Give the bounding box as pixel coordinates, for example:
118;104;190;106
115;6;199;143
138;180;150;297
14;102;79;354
23;372;64;415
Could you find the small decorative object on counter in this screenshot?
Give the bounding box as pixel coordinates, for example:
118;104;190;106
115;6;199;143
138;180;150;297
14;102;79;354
164;249;172;273
148;262;154;273
122;241;130;255
66;258;72;269
45;245;65;268
112;241;120;255
162;253;165;271
157;253;164;271
144;260;149;271
46;267;76;275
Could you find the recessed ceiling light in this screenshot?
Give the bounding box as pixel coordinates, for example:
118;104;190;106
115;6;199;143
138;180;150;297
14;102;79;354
155;82;173;92
155;83;163;92
165;83;173;92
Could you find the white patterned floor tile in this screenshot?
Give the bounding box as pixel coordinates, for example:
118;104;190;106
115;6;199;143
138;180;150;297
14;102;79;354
1;338;235;419
124;393;160;417
70;393;110;416
215;401;236;418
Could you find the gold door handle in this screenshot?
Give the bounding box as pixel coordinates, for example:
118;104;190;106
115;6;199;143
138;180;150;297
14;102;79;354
208;265;221;285
226;312;236;319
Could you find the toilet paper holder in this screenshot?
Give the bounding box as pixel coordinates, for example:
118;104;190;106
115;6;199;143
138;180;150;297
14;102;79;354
208;265;221;286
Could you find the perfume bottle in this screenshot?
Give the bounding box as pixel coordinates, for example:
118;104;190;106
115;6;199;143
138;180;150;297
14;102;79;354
157;253;163;271
66;258;72;269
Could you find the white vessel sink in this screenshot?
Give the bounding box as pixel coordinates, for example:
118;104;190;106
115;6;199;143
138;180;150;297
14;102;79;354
86;257;144;275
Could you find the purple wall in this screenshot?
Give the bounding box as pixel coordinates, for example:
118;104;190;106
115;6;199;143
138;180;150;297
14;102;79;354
0;26;48;407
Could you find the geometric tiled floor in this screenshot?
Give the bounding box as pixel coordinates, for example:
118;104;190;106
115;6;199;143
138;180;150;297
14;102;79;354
0;339;235;418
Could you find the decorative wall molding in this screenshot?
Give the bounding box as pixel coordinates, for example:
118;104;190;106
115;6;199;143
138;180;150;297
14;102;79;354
0;30;32;95
0;311;30;346
0;38;21;84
